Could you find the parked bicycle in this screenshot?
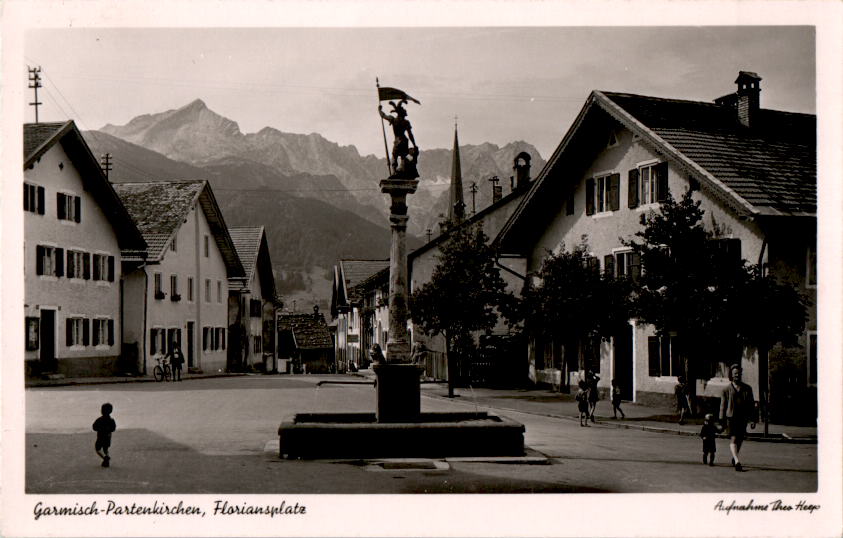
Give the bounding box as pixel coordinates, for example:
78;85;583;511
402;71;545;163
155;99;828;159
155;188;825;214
153;356;172;382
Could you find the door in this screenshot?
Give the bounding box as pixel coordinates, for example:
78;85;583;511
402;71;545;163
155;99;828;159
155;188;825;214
613;324;634;400
186;322;195;368
39;309;56;372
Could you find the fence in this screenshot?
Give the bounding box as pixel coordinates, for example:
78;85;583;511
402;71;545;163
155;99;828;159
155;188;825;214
422;351;448;381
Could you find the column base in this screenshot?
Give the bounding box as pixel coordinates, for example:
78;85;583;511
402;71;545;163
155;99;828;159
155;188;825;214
374;363;424;423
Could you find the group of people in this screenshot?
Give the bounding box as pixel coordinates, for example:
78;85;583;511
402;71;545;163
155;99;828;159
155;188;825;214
575;371;626;426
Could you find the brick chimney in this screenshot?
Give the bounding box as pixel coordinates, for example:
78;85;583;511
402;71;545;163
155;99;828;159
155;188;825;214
735;71;761;127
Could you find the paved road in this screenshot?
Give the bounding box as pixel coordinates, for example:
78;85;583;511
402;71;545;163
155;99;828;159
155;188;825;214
25;375;817;493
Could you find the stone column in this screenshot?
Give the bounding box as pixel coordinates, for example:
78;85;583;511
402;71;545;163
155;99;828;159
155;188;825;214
375;179;424;423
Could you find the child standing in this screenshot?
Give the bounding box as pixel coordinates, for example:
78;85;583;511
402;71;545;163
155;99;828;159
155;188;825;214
575;381;590;427
699;413;719;466
611;379;625;419
93;403;116;468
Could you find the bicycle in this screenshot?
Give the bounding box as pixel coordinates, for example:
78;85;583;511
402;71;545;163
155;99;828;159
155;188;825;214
153;356;172;382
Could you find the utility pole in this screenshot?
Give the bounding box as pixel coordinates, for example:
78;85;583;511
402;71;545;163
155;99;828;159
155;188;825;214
100;153;113;180
469;182;478;214
28;66;43;123
425;229;432;243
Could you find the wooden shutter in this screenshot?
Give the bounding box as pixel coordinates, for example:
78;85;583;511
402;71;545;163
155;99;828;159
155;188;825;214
167;328;175;354
107;256;115;282
57;193;66;220
221;328;226;350
74;196;81;223
37;186;45;214
150;330;157;355
628;168;639;208
630;252;642;281
655;162;669;202
203;327;209;351
647;336;660;376
67;251;76;278
660;336;671;376
83;253;91;280
55;248;64;277
608;173;620;211
92;320;100;346
82;318;90;346
23;184;29;212
670;336;682;378
107;319;115;346
585;178;595;215
66;319;73;346
36;246;44;275
92;255;100;281
603;254;615;277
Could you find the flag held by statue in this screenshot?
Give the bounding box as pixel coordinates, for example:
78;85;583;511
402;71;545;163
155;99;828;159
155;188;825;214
378;86;421;105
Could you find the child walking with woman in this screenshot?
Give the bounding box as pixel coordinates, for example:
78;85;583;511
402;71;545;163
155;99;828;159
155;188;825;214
575;381;590;427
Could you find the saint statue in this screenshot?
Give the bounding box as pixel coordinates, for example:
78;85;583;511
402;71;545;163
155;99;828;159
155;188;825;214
379;99;419;179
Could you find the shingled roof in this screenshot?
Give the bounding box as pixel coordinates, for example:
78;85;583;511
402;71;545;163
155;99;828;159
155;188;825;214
340;259;389;303
113;180;244;276
229;226;264;281
278;312;333;350
23;121;146;253
599;91;816;215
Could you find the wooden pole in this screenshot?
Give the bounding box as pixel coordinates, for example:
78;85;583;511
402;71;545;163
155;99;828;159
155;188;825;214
376;78;393;177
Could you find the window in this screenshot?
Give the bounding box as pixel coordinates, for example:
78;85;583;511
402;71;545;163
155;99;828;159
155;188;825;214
808;332;817;385
205;279;211;302
204;327;226;351
807;243;817;288
629;162;668;208
170;275;181;301
150;328;166;355
250;299;262;317
217;280;222;303
66;250;85;279
24;183;45;215
66;317;89;347
36;245;63;277
585;173;620;215
253;336;262;354
93;318;114;347
204;235;209;258
166;328;182;354
187;277;194;302
92;254;114;282
57;192;81;222
154;273;165;300
647;334;682;377
613;250;642;281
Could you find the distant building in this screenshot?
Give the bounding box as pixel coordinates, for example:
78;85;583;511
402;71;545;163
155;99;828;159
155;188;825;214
497;72;816;411
114;180;245;375
23;121;146;378
277;307;334;373
228;226;282;372
330;259;390;371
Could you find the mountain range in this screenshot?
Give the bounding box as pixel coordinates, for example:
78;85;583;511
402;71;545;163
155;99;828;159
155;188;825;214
85;99;545;310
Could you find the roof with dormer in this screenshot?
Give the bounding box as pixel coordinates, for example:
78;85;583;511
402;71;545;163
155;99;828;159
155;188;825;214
23;121;147;253
113;180;244;276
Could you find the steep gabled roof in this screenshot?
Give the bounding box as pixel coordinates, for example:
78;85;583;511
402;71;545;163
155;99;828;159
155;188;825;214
278;312;333;350
113;180;244;276
497;88;816;251
340;259;389;303
23;121;147;253
229;226;277;300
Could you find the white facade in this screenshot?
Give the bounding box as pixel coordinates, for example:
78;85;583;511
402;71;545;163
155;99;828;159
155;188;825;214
24;141;123;376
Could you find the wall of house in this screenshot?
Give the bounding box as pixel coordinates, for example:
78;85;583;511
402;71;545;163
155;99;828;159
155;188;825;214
122;268;147;374
141;201;230;374
527;127;770;402
24;142;123;377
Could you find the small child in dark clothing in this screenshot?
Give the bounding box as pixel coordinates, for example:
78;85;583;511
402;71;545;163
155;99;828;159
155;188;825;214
699;413;720;466
575;381;590;427
611;379;625;419
93;403;116;468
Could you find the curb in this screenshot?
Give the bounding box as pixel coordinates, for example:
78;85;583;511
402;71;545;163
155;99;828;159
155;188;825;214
421;390;817;445
25;372;249;388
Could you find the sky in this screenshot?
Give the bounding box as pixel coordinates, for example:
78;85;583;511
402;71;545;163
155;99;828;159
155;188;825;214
24;26;815;159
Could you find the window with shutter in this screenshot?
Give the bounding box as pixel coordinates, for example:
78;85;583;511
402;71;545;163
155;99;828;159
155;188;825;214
647;336;660;377
57;193;66;220
585;178;595;215
655;162;669;202
603;255;614;277
150;329;158;355
628;169;639;208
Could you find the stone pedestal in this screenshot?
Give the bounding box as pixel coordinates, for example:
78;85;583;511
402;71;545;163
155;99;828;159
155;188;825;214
374;363;424;422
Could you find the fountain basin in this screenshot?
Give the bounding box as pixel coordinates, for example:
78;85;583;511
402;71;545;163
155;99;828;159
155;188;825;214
278;412;525;459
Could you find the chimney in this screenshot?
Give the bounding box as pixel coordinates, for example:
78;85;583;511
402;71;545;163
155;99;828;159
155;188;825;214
513;152;532;190
735;71;761;127
488;175;502;203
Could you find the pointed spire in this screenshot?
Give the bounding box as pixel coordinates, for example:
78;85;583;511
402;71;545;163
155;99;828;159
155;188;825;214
448;117;466;223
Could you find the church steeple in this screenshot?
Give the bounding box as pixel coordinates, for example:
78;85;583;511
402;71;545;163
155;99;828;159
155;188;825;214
448;118;466;223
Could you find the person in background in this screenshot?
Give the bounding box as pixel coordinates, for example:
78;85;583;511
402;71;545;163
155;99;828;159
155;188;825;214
611;379;625;419
575;381;590;427
699;413;720;466
170;345;185;382
675;375;691;425
719;364;758;472
586;370;600;422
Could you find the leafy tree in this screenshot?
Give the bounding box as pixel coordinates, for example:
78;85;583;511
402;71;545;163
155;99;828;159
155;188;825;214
520;238;633;376
410;224;516;397
625;189;808;390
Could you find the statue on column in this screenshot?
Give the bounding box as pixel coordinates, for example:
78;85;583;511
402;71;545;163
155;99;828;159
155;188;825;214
379;99;419;179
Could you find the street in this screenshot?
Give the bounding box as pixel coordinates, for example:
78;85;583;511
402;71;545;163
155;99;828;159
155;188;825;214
25;375;817;494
